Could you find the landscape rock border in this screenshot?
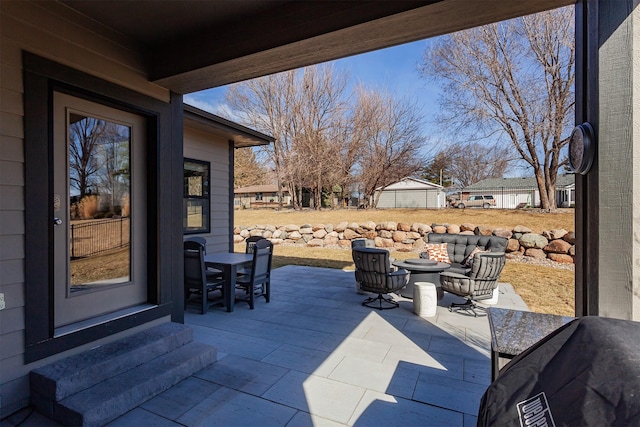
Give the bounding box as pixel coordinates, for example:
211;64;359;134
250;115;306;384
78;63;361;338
234;221;575;264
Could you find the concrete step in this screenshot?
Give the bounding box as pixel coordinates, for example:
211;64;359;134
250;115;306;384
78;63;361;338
52;341;217;427
31;322;193;402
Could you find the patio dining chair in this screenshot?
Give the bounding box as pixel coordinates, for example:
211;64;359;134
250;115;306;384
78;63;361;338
235;239;273;309
237;236;265;273
185;236;208;252
184;241;224;314
185;238;222;277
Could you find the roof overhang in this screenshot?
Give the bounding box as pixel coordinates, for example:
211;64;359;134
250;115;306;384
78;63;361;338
184;104;274;148
59;0;573;94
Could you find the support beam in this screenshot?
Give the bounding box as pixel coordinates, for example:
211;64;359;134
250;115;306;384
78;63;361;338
576;0;639;320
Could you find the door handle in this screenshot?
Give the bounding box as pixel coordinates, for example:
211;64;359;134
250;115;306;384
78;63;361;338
54;218;63;226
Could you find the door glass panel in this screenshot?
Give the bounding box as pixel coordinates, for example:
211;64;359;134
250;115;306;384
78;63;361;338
68;112;131;292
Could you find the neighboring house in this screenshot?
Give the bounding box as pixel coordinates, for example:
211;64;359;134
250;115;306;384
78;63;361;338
234;184;291;209
374;177;446;209
183;105;274;249
462;175;576;209
0;0;636;419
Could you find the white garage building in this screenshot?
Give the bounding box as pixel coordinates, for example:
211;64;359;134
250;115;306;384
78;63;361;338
374;177;446;209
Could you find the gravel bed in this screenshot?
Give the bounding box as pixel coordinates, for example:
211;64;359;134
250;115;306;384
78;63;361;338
506;253;574;271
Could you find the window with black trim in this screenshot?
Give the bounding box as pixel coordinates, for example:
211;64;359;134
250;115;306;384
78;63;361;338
183;158;210;234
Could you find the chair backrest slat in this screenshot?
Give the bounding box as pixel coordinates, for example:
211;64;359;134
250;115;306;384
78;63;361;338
249;239;273;285
184;242;206;287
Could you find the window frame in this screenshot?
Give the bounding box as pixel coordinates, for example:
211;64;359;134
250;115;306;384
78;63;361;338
183;158;211;234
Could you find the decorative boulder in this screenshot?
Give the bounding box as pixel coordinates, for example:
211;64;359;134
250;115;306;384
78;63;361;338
392;231;408;242
334;221;348;232
563;231;576;244
398;222;411;232
375;237;394;248
288;231;302;240
447;224;461;234
544;239;572;254
313;229;327;239
362;230;377;240
548;253;574;263
513;225;532;234
506;238;521;252
475;225;493;236
543;229;568;240
432;225;447;234
460;223;476;232
524;248;547;259
343;228;361;240
493;228;513;239
361;221;377;231
519;233;548;249
324;236;339;246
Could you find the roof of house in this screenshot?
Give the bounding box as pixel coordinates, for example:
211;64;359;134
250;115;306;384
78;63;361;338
234;184;285;194
184;104;274;148
464;174;576;191
376;177;444;192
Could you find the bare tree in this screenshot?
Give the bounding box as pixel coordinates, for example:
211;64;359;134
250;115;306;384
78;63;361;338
69;115;108;199
226;64;348;210
234;147;268;188
289;64;348;209
353;86;426;208
426;143;510;188
226;71;295;209
225;65;425;210
420;7;575;209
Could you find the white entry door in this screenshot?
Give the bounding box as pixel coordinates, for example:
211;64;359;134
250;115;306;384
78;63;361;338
53;92;147;330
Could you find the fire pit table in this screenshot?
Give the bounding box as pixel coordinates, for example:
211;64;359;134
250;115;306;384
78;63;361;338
392;259;451;299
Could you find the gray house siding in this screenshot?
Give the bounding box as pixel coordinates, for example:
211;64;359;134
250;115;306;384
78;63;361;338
0;2;175;416
183;127;231;254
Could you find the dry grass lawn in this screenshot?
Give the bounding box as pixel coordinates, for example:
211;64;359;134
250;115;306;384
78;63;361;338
236;208;575;317
70;208;576;317
234;207;574;234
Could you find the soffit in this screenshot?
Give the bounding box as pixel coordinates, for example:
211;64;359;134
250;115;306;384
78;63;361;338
184;105;274;148
59;0;574;94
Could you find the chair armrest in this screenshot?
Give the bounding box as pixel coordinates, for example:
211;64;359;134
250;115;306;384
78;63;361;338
389;268;410;277
440;271;469;280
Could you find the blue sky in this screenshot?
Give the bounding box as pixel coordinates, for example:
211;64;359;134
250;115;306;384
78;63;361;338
183;39;537;178
184;39;441;145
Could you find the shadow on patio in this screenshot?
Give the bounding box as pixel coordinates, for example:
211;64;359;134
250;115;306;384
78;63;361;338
113;265;528;427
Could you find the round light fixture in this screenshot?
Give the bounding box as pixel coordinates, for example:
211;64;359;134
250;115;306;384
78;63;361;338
568;122;595;175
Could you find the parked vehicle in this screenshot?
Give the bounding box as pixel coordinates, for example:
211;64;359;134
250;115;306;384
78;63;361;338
454;195;496;209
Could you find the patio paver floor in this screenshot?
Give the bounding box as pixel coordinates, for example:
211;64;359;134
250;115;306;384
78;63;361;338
5;265;528;427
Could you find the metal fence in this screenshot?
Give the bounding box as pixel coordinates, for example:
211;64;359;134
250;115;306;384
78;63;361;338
70;217;130;259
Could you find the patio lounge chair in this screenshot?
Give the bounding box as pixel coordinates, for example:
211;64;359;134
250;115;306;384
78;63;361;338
352;247;410;310
440;252;505;316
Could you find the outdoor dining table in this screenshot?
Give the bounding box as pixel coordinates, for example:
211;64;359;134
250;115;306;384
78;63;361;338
204;252;253;312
